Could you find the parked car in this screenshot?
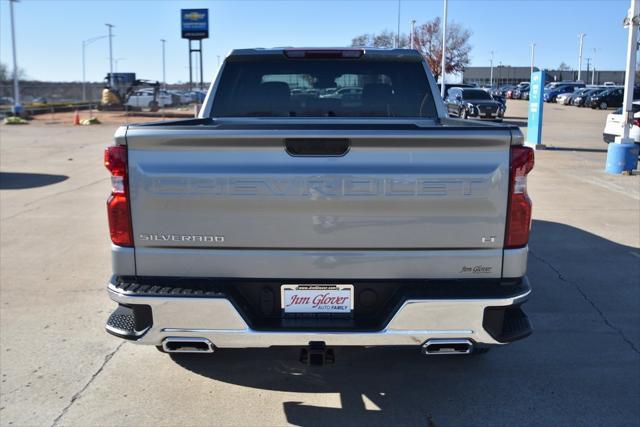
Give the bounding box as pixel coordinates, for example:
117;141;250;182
126;90;172;108
493;94;507;109
589;87;639;110
512;83;530;100
493;85;516;98
567;88;591;106
438;83;476;97
543;82;585;103
602;101;640;144
103;48;534;359
184;91;206;103
167;90;191;105
572;88;605;107
445;87;505;120
555;92;575;105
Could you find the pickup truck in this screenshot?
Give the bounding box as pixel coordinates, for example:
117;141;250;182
104;48;534;363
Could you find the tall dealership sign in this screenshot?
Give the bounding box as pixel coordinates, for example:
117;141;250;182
526;70;545;149
182;9;209;90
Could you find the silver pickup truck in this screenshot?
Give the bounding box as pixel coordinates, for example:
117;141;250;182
104;48;534;363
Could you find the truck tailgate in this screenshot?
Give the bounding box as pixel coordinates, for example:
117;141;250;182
125;125;512;278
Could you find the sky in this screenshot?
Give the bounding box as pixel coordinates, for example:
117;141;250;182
0;0;633;84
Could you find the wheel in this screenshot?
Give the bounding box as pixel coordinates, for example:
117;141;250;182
461;109;468;119
148;100;159;112
599;102;608;110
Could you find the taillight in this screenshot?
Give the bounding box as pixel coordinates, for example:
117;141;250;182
104;145;133;247
632;118;640;127
505;145;534;249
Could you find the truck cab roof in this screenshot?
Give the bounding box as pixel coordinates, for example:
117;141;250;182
226;47;424;62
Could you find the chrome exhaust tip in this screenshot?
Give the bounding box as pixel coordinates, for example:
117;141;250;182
422;339;473;355
162;337;215;353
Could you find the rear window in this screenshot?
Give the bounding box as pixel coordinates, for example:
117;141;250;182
211;58;437;118
462;89;492;100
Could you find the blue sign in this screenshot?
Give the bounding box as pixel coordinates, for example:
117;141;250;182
181;9;209;39
526;70;545;147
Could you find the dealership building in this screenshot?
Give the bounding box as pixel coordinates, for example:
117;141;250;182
462;66;625;86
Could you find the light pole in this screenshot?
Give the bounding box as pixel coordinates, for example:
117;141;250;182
396;0;401;48
440;0;448;97
577;32;586;81
620;0;639;141
9;0;21;114
161;39;167;89
114;58;126;72
194;53;199;88
106;23;115;86
489;51;494;87
410;20;416;49
82;35;107;101
591;48;597;85
605;0;639;174
530;43;536;74
585;57;591;80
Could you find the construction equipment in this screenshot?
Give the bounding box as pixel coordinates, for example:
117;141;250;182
99;73;161;111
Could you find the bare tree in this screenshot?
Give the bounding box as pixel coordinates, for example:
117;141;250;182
351;30;408;49
0;63;8;82
0;62;28;82
558;62;571;71
351;18;471;82
412;17;471;81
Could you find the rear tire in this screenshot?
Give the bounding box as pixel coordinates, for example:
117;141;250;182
599;102;608;110
148;100;159;112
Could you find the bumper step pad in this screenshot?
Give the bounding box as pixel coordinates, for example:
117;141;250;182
111;279;224;298
483;304;532;343
105;304;152;340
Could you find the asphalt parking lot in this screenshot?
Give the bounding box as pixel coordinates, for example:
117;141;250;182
1;102;639;426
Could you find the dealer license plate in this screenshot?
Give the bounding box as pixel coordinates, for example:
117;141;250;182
281;284;354;314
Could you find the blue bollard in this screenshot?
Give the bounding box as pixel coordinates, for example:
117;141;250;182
605;141;639;174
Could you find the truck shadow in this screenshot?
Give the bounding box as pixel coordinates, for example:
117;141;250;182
545;146;608;153
168;219;640;425
0;172;68;189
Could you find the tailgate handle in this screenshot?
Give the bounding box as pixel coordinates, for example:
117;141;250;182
285;139;350;156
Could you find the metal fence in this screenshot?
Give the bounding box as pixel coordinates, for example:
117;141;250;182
0;81;104;103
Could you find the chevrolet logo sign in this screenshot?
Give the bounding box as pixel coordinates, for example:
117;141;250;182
184;11;205;21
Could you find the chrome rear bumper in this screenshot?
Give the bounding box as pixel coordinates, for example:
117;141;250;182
106;277;531;348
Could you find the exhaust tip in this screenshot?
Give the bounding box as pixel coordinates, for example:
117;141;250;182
422;339;473;355
162;337;214;353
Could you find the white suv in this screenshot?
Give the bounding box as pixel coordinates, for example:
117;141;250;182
126;90;172;108
603;101;640;144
